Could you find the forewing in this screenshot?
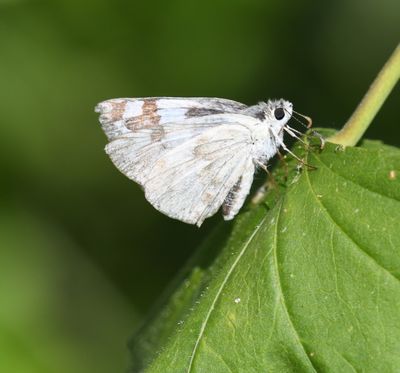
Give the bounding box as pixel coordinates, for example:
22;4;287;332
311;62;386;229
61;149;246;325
95;97;248;141
96;97;251;186
142;125;253;226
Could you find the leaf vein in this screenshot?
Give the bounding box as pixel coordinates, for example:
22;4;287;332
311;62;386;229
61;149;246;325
186;214;268;372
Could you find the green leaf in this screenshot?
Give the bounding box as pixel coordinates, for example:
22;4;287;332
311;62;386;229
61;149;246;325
130;136;400;372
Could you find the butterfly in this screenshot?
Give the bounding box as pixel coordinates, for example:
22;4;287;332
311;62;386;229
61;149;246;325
95;97;308;226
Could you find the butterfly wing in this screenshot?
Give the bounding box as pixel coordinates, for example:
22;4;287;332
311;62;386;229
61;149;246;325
96;97;259;225
142;124;253;226
96;97;247;141
221;160;255;221
96;97;254;185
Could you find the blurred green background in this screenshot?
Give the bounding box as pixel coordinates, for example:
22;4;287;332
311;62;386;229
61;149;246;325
0;0;398;372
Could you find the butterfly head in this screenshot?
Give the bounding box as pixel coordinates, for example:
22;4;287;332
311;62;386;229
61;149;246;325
262;99;293;130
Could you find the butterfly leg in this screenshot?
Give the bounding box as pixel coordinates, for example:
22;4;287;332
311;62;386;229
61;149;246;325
311;130;326;150
254;160;276;185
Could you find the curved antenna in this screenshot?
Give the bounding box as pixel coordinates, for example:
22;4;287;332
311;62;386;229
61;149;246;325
284;108;325;149
287;109;313;128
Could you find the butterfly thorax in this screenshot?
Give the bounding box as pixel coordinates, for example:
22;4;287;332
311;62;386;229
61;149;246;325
250;124;283;164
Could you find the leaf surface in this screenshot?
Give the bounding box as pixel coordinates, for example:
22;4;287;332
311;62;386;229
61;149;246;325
131;138;400;373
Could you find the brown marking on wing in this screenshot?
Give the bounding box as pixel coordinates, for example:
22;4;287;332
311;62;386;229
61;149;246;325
109;101;127;122
150;126;165;142
127;99;161;130
192;136;215;160
201;191;215;205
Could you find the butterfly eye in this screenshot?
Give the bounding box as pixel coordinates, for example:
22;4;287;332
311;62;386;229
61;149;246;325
274;108;285;120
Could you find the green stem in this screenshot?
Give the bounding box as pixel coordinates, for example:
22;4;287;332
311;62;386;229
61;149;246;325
328;43;400;146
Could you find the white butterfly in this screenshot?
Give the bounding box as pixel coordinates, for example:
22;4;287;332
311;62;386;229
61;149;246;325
95;97;301;227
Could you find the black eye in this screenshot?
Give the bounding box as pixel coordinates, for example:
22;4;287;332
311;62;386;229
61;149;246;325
274;107;285;120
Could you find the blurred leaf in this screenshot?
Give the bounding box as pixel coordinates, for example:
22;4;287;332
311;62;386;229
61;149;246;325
0;207;137;373
130;139;400;372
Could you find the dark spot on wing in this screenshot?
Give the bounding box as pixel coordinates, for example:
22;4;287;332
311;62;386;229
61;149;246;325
254;110;266;120
186;107;225;118
222;177;242;216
